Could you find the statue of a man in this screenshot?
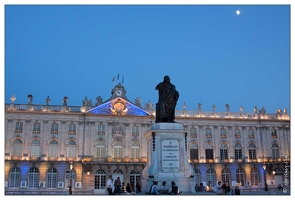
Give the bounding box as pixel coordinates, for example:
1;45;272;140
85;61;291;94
155;75;179;123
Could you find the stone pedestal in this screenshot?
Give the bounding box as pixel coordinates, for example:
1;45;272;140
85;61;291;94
142;123;195;193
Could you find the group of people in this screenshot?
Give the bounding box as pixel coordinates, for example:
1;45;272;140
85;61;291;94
195;181;240;195
149;181;179;195
107;175;142;195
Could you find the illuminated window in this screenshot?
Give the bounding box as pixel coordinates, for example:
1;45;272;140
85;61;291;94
9;167;21;188
236;168;245;186
206;168;215;188
11;139;22;157
234;143;243;160
66;140;76;158
30;139;41;157
48;140;58;158
114;142;122;159
28;167;39;188
221;168;230;183
131;142;140;159
96;141;106;158
248;143;257;160
94;169;106;189
220;143;228;161
130;170;141;187
47;168;57;188
250;168;259;186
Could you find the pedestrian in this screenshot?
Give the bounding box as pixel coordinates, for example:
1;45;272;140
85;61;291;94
136;179;142;193
221;181;226;195
234;186;240;195
199;182;205;192
130;181;136;195
214;181;222;195
121;182;126;193
225;182;231;195
161;181;169;194
195;183;200;192
150;181;160;195
114;181;121;194
170;181;178;195
107;175;114;195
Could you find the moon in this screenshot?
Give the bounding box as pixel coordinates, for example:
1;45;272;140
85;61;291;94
236;10;240;15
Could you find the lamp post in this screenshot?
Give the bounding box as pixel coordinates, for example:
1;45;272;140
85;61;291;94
263;163;268;191
69;163;73;195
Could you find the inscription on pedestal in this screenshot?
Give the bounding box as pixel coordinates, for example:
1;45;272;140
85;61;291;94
162;140;180;172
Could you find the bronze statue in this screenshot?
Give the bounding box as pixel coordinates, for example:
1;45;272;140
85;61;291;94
155;75;179;123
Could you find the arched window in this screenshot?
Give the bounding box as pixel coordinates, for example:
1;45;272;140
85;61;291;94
205;143;213;160
220;143;228;161
9;167;21;188
12;139;23;157
48;140;58;158
190;143;198;160
47;168;57;188
248;143;257;160
272;143;279;159
250;168;259;186
30;139;41;157
96;141;106;158
236;168;245;186
131;142;140;159
28;167;39;188
130;170;141;187
66;140;76;158
206;168;215;188
234;143;243;160
114;142;123;159
221;168;230;183
94;169;106;189
194;167;201;184
65;167;76;188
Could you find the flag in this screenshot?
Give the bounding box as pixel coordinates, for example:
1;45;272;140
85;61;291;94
117;73;119;81
112;77;115;82
122;76;124;84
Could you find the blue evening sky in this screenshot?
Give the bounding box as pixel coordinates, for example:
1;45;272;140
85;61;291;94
4;3;291;114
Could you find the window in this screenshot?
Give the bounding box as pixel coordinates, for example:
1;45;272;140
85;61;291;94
9;167;21;188
248;128;254;138
65;168;76;188
271;129;277;138
220;143;228;161
131;142;140;159
206;168;215;188
68;124;76;135
205;128;212;138
98;124;105;135
114;142;123;159
28;167;39;188
236;168;245;186
272;143;279;159
30;139;41;157
220;128;227;138
234;143;243;160
221;168;230;183
190;127;197;138
12;139;22;157
194;167;201;184
33;122;41;134
132;125;139;136
48;140;58;158
94;169;106;189
130;170;141;187
51;123;58;134
15;122;23;133
250;168;259;186
248;143;257;160
47;168;57;188
234;128;241;138
66;140;76;158
96;141;106;158
205;143;213;160
190;143;198;160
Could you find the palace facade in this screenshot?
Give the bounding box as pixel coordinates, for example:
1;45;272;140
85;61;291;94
4;83;290;194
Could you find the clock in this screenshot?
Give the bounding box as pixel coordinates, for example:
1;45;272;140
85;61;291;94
115;89;123;96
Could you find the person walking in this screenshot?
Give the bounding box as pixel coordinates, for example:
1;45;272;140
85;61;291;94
107;175;114;195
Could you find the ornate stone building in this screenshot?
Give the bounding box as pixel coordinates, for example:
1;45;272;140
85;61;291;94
4;83;290;194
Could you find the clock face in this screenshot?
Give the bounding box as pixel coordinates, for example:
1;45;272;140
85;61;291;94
116;89;122;96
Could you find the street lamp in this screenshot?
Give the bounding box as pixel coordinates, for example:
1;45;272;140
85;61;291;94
69;163;73;195
263;163;268;191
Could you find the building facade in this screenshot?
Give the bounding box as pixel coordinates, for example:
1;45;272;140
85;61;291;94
4;83;290;194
